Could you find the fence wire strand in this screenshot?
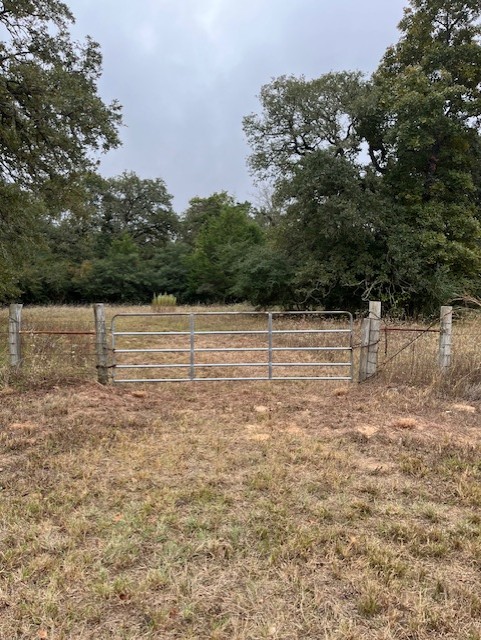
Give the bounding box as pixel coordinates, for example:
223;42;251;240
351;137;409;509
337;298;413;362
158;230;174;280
363;310;451;382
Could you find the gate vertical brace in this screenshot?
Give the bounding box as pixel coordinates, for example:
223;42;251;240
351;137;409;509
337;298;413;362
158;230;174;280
111;316;117;384
349;313;354;383
268;312;273;380
189;313;195;380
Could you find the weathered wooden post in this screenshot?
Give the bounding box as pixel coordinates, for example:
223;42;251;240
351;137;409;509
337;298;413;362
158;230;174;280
94;304;109;385
359;317;371;382
439;305;453;370
359;301;382;382
367;301;382;379
8;304;23;368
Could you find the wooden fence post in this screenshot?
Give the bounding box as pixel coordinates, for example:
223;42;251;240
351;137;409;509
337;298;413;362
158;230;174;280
8;304;22;368
439;305;453;370
94;304;109;385
367;301;382;379
359;301;382;382
359;317;371;382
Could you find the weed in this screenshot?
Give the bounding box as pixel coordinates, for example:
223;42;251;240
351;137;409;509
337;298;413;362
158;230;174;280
356;582;384;618
151;293;177;311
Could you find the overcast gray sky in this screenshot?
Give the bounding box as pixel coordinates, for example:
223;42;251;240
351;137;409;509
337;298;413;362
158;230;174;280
68;0;407;212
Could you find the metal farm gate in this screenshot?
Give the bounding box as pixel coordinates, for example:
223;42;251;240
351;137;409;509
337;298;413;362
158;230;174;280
110;311;353;384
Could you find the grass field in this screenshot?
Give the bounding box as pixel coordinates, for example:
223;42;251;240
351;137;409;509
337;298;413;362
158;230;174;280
0;305;480;639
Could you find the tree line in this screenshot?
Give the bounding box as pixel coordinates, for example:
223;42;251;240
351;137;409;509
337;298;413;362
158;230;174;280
3;0;481;314
20;181;281;307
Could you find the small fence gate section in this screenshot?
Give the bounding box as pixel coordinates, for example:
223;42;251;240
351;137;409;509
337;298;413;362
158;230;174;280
110;311;354;383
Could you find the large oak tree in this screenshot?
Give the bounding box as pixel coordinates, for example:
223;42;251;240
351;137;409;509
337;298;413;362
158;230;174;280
244;0;481;312
0;0;121;191
0;0;121;296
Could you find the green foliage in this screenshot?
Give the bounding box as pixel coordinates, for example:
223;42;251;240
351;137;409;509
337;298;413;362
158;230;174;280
230;245;292;308
93;172;177;252
243;72;367;180
274;151;388;309
0;0;121;194
369;0;481;311
0;182;47;299
243;0;481;313
187;203;264;302
77;233;144;303
145;243;192;302
0;0;121;298
14;0;481;315
181;192;237;245
18;172;186;304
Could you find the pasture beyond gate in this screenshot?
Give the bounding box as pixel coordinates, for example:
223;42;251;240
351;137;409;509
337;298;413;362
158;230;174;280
110;311;354;383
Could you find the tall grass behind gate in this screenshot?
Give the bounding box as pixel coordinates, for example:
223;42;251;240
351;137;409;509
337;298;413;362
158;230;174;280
374;320;440;386
440;315;481;399
0;306;99;386
373;314;481;400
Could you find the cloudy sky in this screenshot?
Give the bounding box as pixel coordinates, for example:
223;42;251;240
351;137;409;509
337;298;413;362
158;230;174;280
68;0;407;212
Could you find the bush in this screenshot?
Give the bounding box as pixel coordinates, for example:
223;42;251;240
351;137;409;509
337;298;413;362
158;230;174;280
151;293;177;311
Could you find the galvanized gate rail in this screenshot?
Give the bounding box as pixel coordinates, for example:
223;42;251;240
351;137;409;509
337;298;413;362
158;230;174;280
111;311;353;383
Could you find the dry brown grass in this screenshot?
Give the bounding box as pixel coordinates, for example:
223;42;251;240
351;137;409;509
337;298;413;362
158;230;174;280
376;313;481;400
0;379;481;639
